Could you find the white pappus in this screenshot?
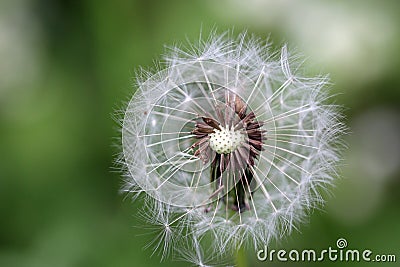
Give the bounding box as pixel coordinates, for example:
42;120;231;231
118;30;346;266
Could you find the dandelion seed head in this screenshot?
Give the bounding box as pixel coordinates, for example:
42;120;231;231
119;30;345;266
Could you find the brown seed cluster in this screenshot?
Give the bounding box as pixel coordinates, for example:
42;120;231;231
190;92;266;212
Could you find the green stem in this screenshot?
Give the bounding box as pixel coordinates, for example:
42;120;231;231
235;246;248;267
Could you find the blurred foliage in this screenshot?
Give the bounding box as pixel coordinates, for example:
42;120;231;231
0;0;399;266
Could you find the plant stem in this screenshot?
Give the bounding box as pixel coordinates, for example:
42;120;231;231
235;246;248;267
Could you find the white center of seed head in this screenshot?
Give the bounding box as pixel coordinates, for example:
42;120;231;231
209;125;245;154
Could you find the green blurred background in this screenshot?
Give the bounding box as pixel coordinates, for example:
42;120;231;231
1;0;399;266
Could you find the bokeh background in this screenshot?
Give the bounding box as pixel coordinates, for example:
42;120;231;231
1;0;399;266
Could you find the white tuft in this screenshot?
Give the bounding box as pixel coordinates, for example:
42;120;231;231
119;30;346;266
